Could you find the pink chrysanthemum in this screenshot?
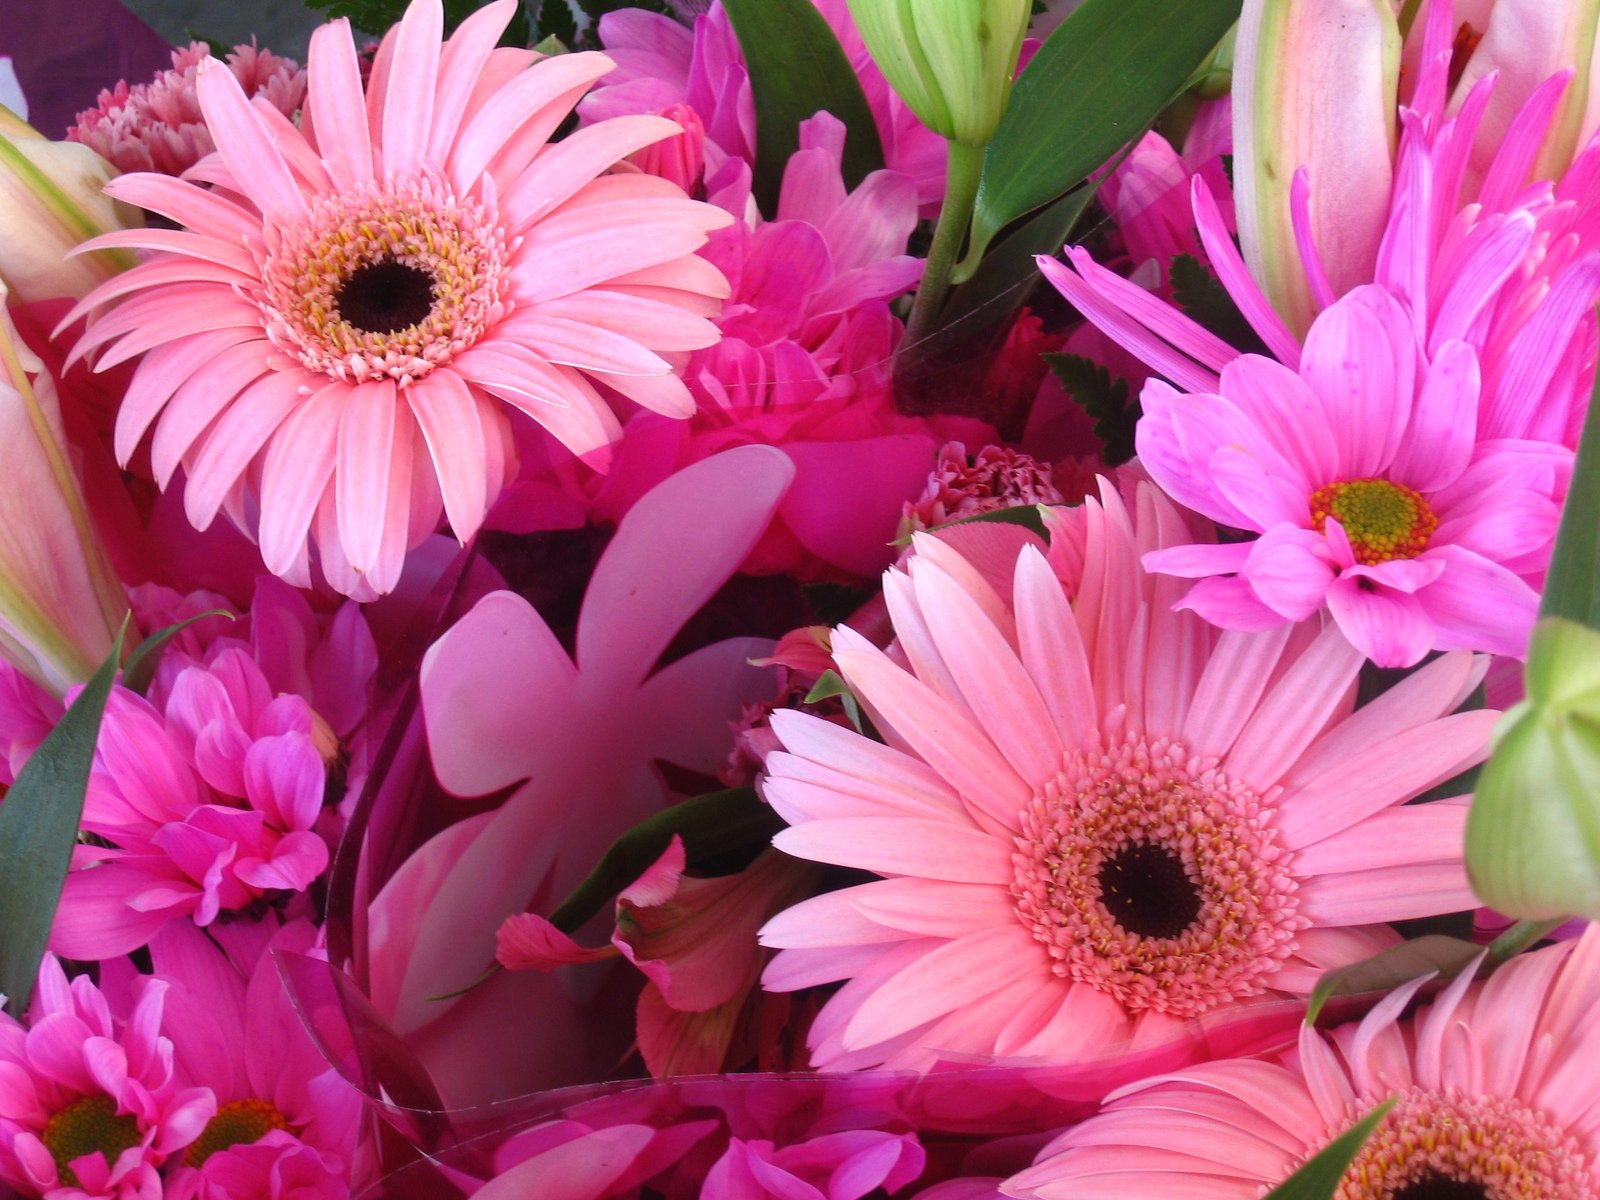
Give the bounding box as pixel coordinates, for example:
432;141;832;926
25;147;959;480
0;957;213;1199
1006;927;1600;1199
69;41;305;177
1128;284;1567;667
68;0;732;598
145;923;365;1200
757;481;1497;1071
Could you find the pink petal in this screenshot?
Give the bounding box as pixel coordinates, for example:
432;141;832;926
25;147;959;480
772;817;1013;884
195;58;309;224
380;0;442;176
1241;525;1337;620
407;371;489;541
306;18;374;187
335;380;398;576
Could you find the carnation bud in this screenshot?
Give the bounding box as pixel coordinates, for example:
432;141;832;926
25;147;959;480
1466;617;1600;921
846;0;1030;146
0;107;138;305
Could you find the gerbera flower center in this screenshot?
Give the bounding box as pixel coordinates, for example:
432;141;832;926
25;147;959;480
184;1098;291;1167
1331;1087;1595;1200
1011;733;1302;1018
260;170;511;385
41;1095;142;1186
1309;478;1438;565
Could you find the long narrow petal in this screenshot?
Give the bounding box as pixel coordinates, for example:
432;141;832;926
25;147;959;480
306;18;373;187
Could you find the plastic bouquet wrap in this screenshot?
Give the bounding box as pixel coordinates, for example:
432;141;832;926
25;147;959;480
1;0;1600;1196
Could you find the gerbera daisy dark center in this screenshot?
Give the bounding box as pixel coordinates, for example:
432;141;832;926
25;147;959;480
1309;478;1438;565
1011;733;1303;1019
1095;841;1202;938
185;1098;291;1167
1389;1177;1488;1200
1331;1088;1596;1200
41;1095;142;1187
261;170;511;384
334;257;437;335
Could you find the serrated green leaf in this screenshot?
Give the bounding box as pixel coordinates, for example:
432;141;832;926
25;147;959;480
721;0;885;213
120;610;234;697
1262;1099;1395;1200
1170;253;1268;353
1539;364;1600;630
966;0;1241;264
547;787;783;933
1044;352;1139;465
0;621;126;1015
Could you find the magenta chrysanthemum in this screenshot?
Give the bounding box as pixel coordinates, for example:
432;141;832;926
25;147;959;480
68;0;732;598
1006;927;1600;1199
757;481;1497;1071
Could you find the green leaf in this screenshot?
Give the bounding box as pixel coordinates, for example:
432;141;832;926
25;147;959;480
120;610;234;697
1304;935;1483;1025
1262;1099;1395;1200
1539;361;1600;629
967;0;1241;264
0;621;126;1015
1170;253;1268;354
547;787;783;933
940;183;1098;325
1043;352;1139;465
721;0;885;212
529;0;578;45
803;670;865;735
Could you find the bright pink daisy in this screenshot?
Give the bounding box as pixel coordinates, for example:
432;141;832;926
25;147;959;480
1128;284;1567;667
0;956;213;1199
1006;926;1600;1199
758;481;1497;1071
67;0;732;598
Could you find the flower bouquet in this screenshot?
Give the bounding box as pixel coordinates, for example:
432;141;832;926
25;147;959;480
1;0;1599;1195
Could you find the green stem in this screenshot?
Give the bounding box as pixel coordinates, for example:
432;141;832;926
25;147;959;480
1488;916;1569;962
904;139;985;349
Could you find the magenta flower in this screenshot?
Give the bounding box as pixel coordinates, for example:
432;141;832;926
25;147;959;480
0;957;213;1199
68;0;732;598
145;922;365;1200
1131;285;1566;666
69;41;305;177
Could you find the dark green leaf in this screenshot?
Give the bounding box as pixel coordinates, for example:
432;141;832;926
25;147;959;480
547;787;783;932
1044;352;1139;465
1305;935;1483;1025
305;0;530;44
721;0;884;213
1170;253;1268;354
529;0;578;45
120;610;234;697
968;0;1240;263
0;623;126;1015
939;184;1098;332
1539;364;1600;629
1262;1099;1395;1200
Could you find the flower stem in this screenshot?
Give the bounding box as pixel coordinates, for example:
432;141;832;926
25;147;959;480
1489;916;1569;961
904;139;985;350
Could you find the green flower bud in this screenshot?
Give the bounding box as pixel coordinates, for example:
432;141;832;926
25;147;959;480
846;0;1031;146
1466;617;1600;921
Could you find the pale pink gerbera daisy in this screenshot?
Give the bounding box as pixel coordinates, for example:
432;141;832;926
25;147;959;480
758;481;1497;1071
67;0;731;598
1006;926;1600;1199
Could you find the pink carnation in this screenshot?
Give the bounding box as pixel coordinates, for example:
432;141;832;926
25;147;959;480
69;42;305;177
900;442;1066;536
0;957;213;1199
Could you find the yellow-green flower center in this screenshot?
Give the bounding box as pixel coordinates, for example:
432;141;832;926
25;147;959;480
1309;478;1438;565
184;1098;291;1167
41;1095;142;1186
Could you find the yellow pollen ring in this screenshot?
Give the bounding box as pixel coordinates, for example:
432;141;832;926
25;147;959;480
1309;478;1438;565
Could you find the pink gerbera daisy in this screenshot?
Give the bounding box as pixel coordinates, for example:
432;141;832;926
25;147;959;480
758;481;1497;1071
1006;926;1600;1199
1129;284;1567;667
67;0;731;597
